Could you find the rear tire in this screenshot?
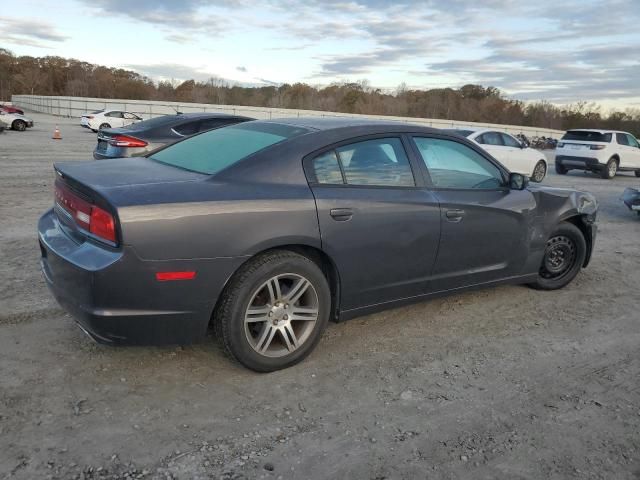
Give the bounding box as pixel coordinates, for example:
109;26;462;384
601;158;617;179
531;160;547;182
635;170;640;178
12;120;26;131
528;222;586;291
555;163;567;175
214;250;331;372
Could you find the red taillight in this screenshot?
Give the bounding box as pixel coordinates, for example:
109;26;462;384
155;271;196;281
108;135;148;148
55;180;117;244
90;205;116;243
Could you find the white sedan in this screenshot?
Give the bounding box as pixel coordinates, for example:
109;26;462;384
82;109;143;132
449;128;549;182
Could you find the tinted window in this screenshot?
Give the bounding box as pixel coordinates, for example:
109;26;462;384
562;131;612;142
150;122;309;175
123;112;137;119
444;129;474;137
478;132;503;146
626;134;639;148
173;121;200;136
106;111;123;118
501;133;521;147
335;138;414;187
199;118;233;132
313;151;344;184
413;137;504;189
616;133;629;145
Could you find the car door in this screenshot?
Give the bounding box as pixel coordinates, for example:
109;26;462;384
410;135;536;292
106;111;125;127
500;132;532;175
306;135;441;311
623;134;640;168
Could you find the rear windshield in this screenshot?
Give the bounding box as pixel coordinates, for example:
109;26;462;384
123;114;179;130
149;122;310;174
562;131;612;142
444;129;474;137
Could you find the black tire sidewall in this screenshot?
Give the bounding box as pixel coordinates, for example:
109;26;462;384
555;163;567;175
221;253;330;372
533;222;586;290
99;123;110;130
602;158;617;179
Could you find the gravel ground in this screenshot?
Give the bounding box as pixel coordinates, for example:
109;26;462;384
1;112;639;480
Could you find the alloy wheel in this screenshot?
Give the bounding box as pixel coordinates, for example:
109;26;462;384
532;161;546;182
244;273;319;358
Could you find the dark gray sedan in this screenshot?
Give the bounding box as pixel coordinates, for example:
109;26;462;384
39;118;598;371
93;112;252;159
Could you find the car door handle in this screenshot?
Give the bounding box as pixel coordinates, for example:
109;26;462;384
330;208;353;221
445;209;465;222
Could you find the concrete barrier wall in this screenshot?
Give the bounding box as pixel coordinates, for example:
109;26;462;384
12;94;565;138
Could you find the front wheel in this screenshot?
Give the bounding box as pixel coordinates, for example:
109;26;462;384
528;222;586;291
531;160;547;182
555;163;568;175
99;123;111;130
12;120;26;131
214;250;331;372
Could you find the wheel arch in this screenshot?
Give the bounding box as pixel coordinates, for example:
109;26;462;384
209;243;342;329
562;214;594;267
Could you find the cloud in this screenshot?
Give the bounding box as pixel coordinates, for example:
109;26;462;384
0;16;68;45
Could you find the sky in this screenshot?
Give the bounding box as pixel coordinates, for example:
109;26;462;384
2;0;639;109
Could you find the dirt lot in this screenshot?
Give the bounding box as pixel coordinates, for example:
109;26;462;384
1;112;639;480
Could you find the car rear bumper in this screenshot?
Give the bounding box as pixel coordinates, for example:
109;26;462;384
93;145;151;160
38;208;242;345
555;155;605;170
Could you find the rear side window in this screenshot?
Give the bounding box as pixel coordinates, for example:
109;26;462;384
563;131;612;142
313;151;344;184
150;122;310;175
338;138;414;186
413;137;504;189
312;138;415;187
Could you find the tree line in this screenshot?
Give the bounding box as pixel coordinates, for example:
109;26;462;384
1;48;639;135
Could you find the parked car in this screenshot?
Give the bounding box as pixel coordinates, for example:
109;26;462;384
0;110;34;131
555;129;640;179
0;119;6;133
1;104;25;115
446;128;548;182
93;113;253;159
80;110;105;129
84;110;143;132
38;118;598;372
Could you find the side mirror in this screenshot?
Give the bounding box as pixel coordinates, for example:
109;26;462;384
509;172;529;190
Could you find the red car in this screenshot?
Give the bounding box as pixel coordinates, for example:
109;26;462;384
1;105;24;115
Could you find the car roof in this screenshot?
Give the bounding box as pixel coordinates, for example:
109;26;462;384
566;128;631;134
260;116;439;133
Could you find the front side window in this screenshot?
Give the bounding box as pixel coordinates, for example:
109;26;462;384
501;133;521;147
150;122;310;175
123;112;137;119
625;134;639;148
413;137;504;189
107;111;123;118
616;133;629;145
335;138;415;187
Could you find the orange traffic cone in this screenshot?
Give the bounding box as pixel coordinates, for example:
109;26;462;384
52;126;62;140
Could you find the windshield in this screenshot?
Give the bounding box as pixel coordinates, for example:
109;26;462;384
562;131;612;142
149;122;310;174
444;129;474;138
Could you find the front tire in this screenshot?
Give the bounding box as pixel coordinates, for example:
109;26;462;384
531;160;547;182
601;158;617;179
214;250;331;372
12;120;26;131
99;123;111;130
528;222;586;291
555;163;568;175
